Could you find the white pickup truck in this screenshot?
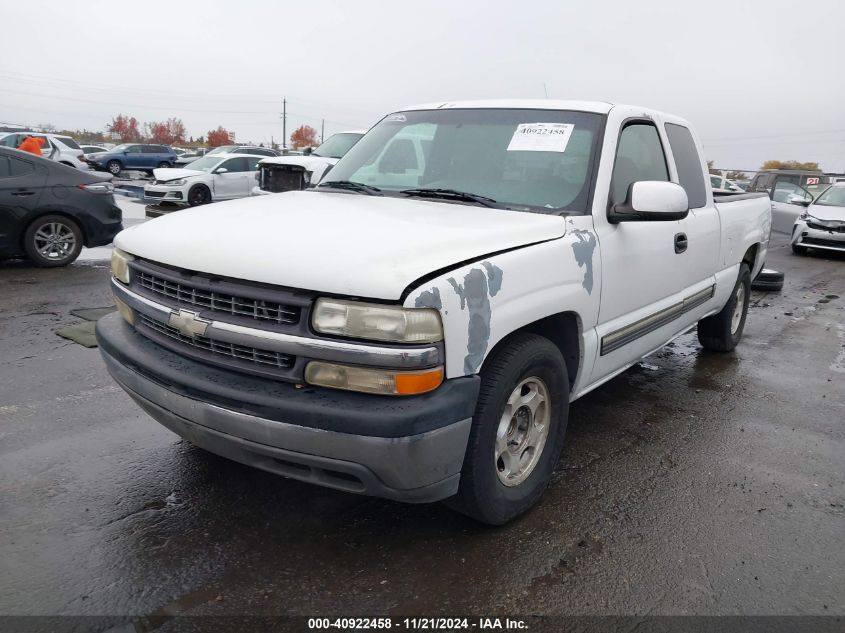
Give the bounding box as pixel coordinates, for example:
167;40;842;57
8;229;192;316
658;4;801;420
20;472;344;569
97;100;771;524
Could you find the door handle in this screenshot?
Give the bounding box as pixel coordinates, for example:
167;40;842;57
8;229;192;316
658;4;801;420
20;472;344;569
674;232;688;254
11;190;36;196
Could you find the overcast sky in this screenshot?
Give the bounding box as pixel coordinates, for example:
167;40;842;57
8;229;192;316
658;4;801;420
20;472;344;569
2;0;844;172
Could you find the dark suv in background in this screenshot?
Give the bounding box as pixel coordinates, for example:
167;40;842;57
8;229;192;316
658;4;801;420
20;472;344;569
87;144;178;175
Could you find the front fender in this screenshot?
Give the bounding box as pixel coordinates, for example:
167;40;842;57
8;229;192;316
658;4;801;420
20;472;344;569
404;216;601;383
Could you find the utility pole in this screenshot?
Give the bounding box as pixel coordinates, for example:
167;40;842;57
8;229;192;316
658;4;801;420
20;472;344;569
321;119;325;144
281;98;287;149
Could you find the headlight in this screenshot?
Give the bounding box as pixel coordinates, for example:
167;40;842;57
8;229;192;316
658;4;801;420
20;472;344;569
312;298;443;343
165;179;187;186
79;182;114;194
110;248;134;284
305;361;443;395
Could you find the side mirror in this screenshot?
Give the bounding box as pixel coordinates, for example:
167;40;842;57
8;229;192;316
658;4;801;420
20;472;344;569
215;167;228;174
303;147;312;156
609;181;689;223
787;195;812;207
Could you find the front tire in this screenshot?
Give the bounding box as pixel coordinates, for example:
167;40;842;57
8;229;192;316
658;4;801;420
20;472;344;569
157;161;171;169
23;215;83;267
698;263;751;352
106;160;122;175
792;244;807;255
448;333;569;525
188;184;211;206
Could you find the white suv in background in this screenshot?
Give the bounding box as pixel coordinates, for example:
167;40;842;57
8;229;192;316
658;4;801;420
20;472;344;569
0;132;87;169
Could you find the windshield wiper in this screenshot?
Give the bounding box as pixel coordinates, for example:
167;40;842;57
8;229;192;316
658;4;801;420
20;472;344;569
318;180;382;195
400;188;498;208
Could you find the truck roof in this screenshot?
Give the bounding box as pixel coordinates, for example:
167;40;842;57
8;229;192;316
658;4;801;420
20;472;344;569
400;99;616;114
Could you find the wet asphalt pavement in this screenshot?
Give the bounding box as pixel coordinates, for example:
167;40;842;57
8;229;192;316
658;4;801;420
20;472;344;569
0;234;843;627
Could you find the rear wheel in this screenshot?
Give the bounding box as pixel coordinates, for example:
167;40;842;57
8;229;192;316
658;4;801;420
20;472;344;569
698;263;751;352
448;333;569;525
23;214;83;267
188;184;211;206
106;160;122;175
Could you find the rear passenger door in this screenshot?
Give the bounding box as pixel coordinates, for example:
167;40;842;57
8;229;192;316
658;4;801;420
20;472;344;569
0;153;45;252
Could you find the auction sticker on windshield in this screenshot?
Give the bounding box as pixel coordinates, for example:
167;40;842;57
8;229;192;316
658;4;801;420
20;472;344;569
507;123;574;152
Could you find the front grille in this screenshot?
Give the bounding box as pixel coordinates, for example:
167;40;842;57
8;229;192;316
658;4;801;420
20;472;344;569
138;314;295;375
802;236;845;248
807;221;845;233
136;269;300;326
145;190;166;198
260;165;306;193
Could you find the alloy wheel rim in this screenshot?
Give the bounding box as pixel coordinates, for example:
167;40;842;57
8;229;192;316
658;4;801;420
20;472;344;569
731;284;745;334
495;376;551;487
34;222;76;260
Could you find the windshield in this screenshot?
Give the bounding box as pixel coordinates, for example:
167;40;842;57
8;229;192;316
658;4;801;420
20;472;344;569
814;186;845;207
111;144;130;153
321;108;603;213
312;133;364;159
180;156;220;172
207;146;234;156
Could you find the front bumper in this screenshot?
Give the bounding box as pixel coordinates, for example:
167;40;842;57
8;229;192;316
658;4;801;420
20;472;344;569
96;313;480;502
144;184;186;204
792;220;845;252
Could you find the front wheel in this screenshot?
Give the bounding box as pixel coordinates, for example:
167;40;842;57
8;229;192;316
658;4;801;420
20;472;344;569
23;214;83;267
448;333;569;525
106;160;122;175
188;184;211;206
157;161;171;169
792;244;807;255
698;263;751;352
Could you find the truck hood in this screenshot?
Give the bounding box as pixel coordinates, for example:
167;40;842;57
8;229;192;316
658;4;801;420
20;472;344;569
809;204;845;222
258;156;338;170
115;191;567;299
152;168;204;181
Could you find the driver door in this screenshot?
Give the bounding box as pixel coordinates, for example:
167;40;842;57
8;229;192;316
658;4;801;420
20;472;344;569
212;157;249;199
589;120;693;383
771;181;812;234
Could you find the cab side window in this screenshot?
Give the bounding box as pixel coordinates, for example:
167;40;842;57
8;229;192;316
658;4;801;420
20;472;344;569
610;122;669;206
220;157;248;173
0;135;20;148
772;181;812;204
665;123;707;208
0;155;34;178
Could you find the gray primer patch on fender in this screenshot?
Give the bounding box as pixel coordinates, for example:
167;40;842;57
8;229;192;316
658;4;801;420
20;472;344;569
571;230;597;294
448;262;503;374
414;287;442;310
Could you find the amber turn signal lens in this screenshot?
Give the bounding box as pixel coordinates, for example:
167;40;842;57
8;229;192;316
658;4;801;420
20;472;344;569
395;367;444;395
304;362;444;396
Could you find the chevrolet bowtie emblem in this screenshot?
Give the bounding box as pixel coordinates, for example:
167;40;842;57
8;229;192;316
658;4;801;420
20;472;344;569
168;309;210;338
